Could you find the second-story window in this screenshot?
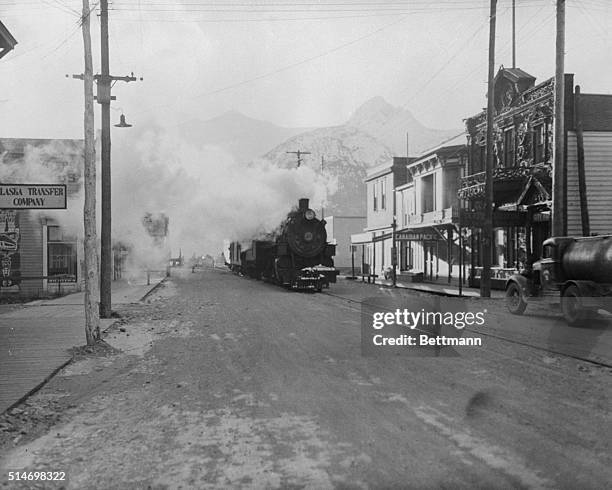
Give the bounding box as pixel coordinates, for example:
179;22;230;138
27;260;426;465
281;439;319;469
381;179;386;210
373;181;378;211
421;174;435;213
504;128;515;167
477;144;486;173
534;123;545;163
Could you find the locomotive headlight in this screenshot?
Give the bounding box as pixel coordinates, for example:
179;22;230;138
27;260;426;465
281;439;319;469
304;209;316;220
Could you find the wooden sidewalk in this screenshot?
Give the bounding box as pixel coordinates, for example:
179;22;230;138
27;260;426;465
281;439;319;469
0;279;164;414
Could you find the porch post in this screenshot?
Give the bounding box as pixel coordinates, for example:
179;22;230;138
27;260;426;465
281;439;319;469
447;226;453;284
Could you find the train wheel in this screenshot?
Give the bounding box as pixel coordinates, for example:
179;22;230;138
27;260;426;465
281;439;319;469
505;282;527;315
561;285;586;326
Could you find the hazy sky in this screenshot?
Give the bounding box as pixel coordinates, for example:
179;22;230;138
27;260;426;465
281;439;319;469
1;0;610;138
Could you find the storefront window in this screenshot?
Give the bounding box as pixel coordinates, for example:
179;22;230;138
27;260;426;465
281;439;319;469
48;226;77;281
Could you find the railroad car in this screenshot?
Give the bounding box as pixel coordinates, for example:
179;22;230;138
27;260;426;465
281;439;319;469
228;198;338;291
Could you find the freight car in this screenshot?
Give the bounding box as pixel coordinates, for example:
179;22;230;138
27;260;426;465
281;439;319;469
505;235;612;325
228;198;338;291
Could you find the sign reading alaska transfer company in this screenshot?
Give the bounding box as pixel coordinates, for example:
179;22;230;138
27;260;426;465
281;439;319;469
0;184;67;209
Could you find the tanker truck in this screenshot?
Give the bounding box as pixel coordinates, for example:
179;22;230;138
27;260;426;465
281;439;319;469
505;235;612;325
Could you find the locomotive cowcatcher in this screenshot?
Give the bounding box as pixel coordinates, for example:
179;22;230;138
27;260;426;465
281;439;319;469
228;198;339;291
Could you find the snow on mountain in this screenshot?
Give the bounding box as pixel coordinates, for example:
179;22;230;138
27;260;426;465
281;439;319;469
263;126;393;216
177;99;463;217
346;96;461;155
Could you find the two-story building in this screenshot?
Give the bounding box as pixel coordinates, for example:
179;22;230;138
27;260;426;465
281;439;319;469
458;67;612;288
395;137;468;283
351;157;410;277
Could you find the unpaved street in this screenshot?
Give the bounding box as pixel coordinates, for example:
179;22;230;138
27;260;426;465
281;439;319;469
1;267;611;489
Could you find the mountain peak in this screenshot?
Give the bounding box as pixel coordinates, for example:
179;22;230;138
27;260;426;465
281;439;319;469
349;96;399;122
345;96;461;155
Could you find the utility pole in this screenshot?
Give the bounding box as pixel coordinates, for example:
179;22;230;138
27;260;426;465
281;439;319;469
512;0;516;68
99;0;112;318
481;0;497;298
81;0;100;345
286;150;311;168
320;156;325;219
574;85;590;236
98;0;140;318
552;0;566;237
391;187;397;288
406;131;409;159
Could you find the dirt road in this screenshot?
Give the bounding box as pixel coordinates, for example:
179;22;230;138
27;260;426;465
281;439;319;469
1;267;610;489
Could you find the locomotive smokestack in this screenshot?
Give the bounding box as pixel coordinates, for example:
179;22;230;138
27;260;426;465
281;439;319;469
298;198;309;211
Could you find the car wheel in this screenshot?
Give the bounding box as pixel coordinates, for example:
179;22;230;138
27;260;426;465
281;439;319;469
561;285;586;326
506;282;527;315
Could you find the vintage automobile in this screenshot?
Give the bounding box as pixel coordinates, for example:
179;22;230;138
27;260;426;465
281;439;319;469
505;235;612;325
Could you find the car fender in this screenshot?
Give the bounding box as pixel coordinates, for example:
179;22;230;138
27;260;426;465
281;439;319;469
505;274;532;299
561;280;606;309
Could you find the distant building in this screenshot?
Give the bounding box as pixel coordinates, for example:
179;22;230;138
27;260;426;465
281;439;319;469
324;215;366;272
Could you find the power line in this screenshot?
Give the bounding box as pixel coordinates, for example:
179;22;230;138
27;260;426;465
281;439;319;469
131;13;410;118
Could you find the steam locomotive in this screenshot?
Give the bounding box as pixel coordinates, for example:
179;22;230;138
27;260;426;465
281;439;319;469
226;198;338;291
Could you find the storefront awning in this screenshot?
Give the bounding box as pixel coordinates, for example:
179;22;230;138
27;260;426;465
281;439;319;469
395;228;440;241
460;209;527;228
351;231;373;245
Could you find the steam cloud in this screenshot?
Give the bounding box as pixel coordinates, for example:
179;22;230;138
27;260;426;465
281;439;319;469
111;129;337;263
2;132;337;271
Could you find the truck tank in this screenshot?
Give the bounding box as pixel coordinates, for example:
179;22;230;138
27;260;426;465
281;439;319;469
561;235;612;283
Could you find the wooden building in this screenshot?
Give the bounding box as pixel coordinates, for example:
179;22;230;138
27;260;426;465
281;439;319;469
458;68;612;289
351;157;410;278
0;138;84;299
395;137;468;283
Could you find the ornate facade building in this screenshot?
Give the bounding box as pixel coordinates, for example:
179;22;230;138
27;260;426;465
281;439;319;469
458;67;612;289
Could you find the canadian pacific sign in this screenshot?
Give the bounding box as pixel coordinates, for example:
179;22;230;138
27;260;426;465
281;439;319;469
0;184;67;209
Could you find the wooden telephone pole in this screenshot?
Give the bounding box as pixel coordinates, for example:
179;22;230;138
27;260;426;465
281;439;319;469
481;0;497;298
98;0;140;318
286;150;311;168
552;0;566;237
80;0;100;345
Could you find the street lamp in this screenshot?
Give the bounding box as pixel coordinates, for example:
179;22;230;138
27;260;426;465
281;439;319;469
114;113;132;128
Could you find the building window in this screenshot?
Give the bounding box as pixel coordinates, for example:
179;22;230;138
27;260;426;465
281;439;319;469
504;128;515;167
48;226;77;281
475;144;486;173
381;179;386;210
534;124;545;163
421;174;435;213
373;181;378;211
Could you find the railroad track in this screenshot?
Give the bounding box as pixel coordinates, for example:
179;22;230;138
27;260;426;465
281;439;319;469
321;290;612;370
